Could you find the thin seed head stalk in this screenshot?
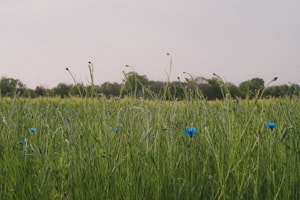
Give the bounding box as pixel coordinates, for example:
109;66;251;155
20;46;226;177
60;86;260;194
164;53;172;100
213;73;222;81
66;67;83;97
88;61;95;98
166;53;172;82
258;76;278;99
212;73;229;99
183;72;194;100
120;70;129;97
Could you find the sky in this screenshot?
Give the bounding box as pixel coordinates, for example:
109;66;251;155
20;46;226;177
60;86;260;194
1;0;299;89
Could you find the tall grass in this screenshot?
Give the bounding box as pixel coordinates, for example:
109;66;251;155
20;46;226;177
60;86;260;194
0;93;299;199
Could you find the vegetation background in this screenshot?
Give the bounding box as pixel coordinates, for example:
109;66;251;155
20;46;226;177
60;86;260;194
1;71;299;99
0;67;299;199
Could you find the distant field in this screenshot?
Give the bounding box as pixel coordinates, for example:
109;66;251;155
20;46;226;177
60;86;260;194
0;97;299;199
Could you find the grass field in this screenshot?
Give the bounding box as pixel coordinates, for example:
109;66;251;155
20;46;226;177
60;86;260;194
0;96;299;199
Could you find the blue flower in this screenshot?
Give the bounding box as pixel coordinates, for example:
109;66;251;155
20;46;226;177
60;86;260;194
111;127;119;132
23;145;29;151
266;122;276;130
28;128;37;133
183;127;197;137
18;140;24;144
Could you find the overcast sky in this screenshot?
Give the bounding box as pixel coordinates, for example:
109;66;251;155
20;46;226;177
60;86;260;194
1;0;299;89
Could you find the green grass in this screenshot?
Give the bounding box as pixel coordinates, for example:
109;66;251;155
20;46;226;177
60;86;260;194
0;96;299;199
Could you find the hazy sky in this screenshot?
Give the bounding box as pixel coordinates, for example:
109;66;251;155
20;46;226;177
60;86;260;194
1;0;299;89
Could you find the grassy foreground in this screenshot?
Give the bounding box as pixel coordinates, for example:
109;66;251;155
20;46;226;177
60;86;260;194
0;97;299;199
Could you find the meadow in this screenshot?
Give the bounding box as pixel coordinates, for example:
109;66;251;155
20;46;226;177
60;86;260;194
0;95;299;199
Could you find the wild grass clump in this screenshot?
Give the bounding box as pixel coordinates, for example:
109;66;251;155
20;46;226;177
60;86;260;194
0;93;299;199
1;67;299;199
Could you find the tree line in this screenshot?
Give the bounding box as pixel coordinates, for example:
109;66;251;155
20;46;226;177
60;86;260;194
0;73;299;100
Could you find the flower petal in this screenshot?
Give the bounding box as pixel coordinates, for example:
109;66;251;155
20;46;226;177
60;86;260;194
28;128;37;133
266;122;276;129
183;127;197;136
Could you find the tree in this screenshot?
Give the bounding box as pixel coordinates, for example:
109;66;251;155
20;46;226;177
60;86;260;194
227;82;242;98
147;80;164;99
100;82;121;97
287;84;300;96
34;86;48;97
239;78;265;98
264;85;289;98
0;77;27;97
52;83;71;98
203;78;223;100
70;83;86;97
122;72;149;98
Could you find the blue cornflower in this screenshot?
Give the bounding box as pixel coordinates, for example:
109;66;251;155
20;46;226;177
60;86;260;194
28;128;37;133
18;140;24;144
112;127;119;132
23;145;29;151
184;127;197;137
266;122;276;130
